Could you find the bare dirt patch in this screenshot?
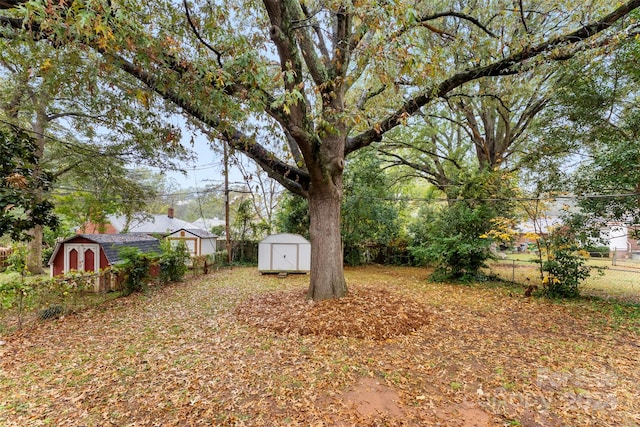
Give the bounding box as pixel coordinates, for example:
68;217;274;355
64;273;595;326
434;401;492;427
344;377;405;418
235;285;431;339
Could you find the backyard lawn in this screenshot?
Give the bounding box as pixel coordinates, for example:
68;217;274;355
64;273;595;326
488;254;640;303
1;266;639;426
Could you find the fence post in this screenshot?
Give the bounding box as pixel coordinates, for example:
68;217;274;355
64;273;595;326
512;260;516;283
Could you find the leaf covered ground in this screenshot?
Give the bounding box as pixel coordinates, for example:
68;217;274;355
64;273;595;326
1;266;639;426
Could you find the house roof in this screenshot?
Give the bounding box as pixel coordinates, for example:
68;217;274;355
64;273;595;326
191;217;225;230
49;234;161;266
166;228;217;239
517;217;562;235
106;214;197;234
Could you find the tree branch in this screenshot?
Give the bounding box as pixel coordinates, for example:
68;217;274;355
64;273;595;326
111;51;310;196
183;0;224;68
418;11;497;38
345;0;640;155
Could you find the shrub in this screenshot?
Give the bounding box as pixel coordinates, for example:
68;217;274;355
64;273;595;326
585;245;610;258
159;240;190;283
4;244;27;274
535;230;597;298
410;201;496;281
213;250;229;267
115;247;157;296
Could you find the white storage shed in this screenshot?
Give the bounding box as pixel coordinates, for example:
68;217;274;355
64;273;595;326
258;233;311;274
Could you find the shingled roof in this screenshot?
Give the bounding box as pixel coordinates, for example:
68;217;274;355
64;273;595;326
168;228;217;239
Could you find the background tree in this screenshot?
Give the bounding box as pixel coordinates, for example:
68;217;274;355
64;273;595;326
0;38;191;272
409;169;516;280
277;148;404;265
2;0;639;298
0;125;57;240
381;73;549;183
232;153;283;235
275;193;310;238
53;167;164;232
342;148;403;265
521;35;640;237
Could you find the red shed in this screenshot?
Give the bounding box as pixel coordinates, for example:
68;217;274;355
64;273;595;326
48;234;161;291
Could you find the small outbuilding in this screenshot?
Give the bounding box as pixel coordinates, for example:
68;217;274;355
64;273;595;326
165;228;217;257
48;234;162;292
258;233;311;274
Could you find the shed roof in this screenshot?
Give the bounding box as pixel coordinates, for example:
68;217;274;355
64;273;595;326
167;228;217;239
260;233;310;244
49;234;161;266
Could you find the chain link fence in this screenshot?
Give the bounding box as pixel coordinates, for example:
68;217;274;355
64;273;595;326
486;255;640;303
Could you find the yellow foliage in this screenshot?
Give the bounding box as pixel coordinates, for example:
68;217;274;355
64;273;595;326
484;216;517;244
136;90;150;109
523;232;540;241
541;276;560;285
40;59;53;72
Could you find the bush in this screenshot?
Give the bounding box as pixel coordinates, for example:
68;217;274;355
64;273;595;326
159;241;190;283
585;246;610;258
115;247;157;296
214;250;229;267
535;231;596;298
410;201;495;281
41;246;54;266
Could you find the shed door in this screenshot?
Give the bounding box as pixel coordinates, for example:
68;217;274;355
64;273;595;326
271;244;298;271
65;244;100;273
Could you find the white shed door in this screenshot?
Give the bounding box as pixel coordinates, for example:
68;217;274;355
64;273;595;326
271;244;298;271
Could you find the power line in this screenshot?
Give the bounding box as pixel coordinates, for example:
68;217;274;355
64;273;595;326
344;192;640;203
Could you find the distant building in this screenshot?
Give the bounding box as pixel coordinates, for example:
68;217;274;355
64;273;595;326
599;223;640;258
191;217;226;231
76;209;217;257
78;208;201;236
514;217;561;251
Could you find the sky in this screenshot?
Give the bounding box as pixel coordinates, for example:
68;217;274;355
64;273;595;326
142;131;244;191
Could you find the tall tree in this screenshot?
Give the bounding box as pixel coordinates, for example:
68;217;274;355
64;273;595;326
2;0;639;298
0;125;57;240
232;153;283;235
342;148;402;265
379;73;550;197
533;38;640;223
0;37;191;272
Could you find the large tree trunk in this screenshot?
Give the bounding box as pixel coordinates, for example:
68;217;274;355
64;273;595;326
26;115;47;275
26;224;44;274
306;175;347;301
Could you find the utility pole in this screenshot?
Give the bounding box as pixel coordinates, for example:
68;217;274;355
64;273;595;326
224;142;232;264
